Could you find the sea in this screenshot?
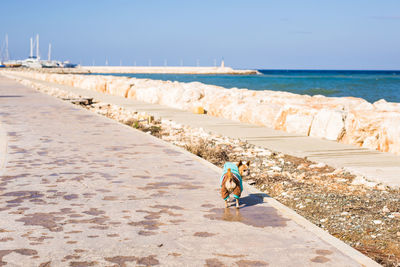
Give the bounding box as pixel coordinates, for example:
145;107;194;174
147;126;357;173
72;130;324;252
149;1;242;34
94;70;400;104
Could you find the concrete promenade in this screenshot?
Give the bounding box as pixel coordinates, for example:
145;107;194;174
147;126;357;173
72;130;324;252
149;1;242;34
0;77;377;266
12;74;400;189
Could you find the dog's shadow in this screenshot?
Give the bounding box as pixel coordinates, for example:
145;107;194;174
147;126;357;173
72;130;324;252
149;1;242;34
235;193;270;208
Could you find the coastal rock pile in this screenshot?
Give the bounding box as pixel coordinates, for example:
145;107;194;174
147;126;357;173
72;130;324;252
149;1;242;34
5;71;400;155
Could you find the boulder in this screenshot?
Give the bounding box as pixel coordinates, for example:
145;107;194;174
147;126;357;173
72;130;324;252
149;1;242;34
274;106;315;136
309;109;346;141
107;80;132;97
136;87;159;104
182;87;204;103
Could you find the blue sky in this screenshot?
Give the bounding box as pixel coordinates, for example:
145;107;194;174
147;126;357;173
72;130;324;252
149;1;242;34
1;0;399;69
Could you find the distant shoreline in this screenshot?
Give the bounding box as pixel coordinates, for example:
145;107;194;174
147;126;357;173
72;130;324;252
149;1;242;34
80;66;259;75
9;66;259;75
80;66;260;75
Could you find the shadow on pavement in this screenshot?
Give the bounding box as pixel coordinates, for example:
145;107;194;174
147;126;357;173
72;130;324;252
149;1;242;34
240;193;269;208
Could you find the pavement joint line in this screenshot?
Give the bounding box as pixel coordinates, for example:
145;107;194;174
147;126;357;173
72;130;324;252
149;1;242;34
3;74;382;266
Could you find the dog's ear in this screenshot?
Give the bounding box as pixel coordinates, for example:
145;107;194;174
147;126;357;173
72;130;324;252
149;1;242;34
246;160;250;166
237;161;242;167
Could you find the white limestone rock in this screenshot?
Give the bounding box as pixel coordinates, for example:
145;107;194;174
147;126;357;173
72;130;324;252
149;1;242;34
309;109;346;141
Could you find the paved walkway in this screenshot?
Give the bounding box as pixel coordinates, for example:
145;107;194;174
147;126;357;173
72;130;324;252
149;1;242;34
0;77;378;266
11;73;400;188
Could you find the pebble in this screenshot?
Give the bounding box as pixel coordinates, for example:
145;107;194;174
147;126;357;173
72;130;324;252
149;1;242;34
282;171;292;179
254;149;272;156
351;176;377;188
392;212;400;218
263;160;274;166
296;173;306;180
376;184;386;190
382;206;390;213
297;163;307;170
271;166;282;172
332;168;344;175
373;220;382;225
309;162;326;168
261;185;268;190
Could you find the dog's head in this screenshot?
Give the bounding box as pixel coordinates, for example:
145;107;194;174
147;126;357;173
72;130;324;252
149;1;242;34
237;160;250;177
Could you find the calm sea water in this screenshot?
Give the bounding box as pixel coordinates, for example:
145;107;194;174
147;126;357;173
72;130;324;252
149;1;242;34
93;70;400;103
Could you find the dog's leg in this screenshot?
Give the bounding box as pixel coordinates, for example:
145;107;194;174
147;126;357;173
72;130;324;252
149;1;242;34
232;186;241;209
225;199;228;208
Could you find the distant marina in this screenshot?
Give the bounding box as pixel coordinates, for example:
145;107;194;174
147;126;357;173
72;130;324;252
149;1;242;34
0;34;258;74
0;34;77;69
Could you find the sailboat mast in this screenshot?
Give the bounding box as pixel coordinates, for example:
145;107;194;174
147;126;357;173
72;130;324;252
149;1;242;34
30;38;33;58
36;34;40;60
5;34;9;61
48;43;51;61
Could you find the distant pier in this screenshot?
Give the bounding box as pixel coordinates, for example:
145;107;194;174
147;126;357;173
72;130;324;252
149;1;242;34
80;66;260;75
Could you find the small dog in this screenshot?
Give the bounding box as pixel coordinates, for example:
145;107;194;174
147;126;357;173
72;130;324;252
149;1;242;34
220;160;250;208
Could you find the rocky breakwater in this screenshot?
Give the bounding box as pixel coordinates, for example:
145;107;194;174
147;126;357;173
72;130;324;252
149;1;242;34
5;70;400;155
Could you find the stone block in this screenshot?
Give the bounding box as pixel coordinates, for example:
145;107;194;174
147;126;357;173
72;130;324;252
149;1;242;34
310;109;346;141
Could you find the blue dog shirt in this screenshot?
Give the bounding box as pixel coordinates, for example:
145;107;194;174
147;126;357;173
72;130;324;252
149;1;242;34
220;162;243;192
